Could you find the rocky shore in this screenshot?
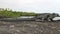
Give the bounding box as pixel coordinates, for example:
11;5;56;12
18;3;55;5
0;21;60;34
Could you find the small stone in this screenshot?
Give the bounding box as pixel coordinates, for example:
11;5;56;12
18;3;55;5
10;25;15;28
58;30;60;31
51;27;56;29
39;30;43;32
15;33;18;34
16;30;20;32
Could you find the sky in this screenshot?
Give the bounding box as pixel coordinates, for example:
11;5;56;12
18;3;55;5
0;0;60;14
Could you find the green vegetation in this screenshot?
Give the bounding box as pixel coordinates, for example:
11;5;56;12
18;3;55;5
0;8;36;18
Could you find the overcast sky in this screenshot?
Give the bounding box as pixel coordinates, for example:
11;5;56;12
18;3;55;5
0;0;60;14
